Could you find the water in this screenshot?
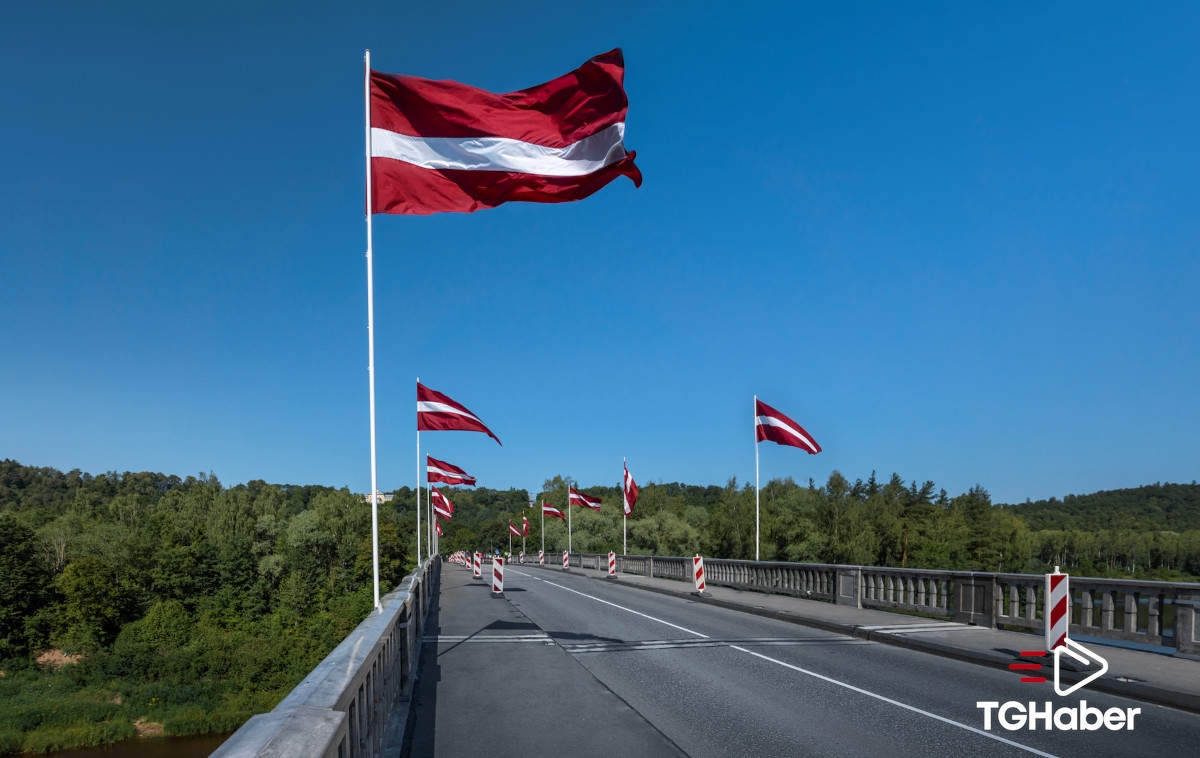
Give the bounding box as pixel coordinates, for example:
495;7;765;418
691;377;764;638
43;732;230;758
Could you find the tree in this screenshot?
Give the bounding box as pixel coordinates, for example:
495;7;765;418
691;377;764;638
0;515;47;657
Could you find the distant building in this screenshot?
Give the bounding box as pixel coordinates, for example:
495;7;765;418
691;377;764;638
363;491;394;504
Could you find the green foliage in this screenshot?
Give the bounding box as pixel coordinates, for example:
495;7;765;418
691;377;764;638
0;459;420;754
1004;482;1200;531
0;516;47;658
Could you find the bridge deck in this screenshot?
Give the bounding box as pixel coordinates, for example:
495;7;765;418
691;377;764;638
398;560;1200;757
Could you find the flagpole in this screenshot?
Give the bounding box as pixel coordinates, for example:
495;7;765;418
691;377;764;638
567;482;572;554
754;394;760;562
364;50;381;611
416;382;422;565
622;458;627;556
541;497;545;556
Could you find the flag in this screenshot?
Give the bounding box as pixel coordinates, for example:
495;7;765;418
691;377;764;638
522;514;530;536
623;461;638;516
417;382;501;445
435;516;443;537
370;49;641;215
542;501;565;520
569;486;602;511
431;487;454;520
755;399;821;454
509;521;522;537
427;455;477;486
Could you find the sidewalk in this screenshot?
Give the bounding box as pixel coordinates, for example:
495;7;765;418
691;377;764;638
526;561;1200;714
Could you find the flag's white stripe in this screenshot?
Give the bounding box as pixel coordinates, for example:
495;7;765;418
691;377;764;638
756;414;819;453
418;401;482;422
371;123;627;177
427;465;470;480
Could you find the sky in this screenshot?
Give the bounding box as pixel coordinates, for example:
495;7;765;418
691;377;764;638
2;3;1198;506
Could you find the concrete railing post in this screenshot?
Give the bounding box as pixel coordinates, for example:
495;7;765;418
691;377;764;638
952;573;998;628
1176;590;1200;656
833;566;861;608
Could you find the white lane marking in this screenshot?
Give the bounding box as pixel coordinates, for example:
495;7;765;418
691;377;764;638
508;568;709;639
509;567;1057;758
858;623;983;634
730;646;1058;758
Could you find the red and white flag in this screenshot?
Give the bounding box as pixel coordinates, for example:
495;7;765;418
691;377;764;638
417;382;501;445
426;455;477;487
755;399;821;454
431;487;454;520
435;516;443;537
522;514;530;536
370;49;641;215
569;486;602;511
509;521;522;537
623;462;638;516
542;501;565;520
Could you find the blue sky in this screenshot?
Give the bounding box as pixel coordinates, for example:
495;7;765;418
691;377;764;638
3;3;1197;505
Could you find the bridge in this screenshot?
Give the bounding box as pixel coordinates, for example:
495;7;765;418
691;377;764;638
213;555;1200;757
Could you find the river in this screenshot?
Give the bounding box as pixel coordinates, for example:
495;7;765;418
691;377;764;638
42;732;230;758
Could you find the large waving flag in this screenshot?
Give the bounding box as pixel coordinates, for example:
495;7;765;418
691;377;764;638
370;49;641;215
623;462;638;516
569;487;602;511
426;455;477;487
522;514;530;536
417;383;501;445
542;501;565;520
755;399;821;454
509;521;522;537
431;487;455;520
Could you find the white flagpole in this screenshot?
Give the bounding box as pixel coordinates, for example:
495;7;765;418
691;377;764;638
567;482;572;554
416;384;422;565
364;51;381;610
622;458;627;556
754;394;760;562
541;498;545;555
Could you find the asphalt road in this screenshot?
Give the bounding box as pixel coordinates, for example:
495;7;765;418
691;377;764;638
474;564;1200;758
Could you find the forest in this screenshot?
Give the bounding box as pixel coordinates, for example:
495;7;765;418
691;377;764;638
1;459;1198;752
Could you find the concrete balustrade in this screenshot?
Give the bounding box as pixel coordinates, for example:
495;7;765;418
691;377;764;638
603;553;1200;656
211;558;437;758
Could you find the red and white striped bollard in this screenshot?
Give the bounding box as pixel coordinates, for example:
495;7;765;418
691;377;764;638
473;552;482;579
562;550;570;570
692;554;706;594
1045;567;1068;651
538;550;544;565
608;552;617;577
492;556;505;596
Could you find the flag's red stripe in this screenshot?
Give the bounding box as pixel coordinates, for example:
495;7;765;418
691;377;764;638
371;50;629;147
372;157;640;216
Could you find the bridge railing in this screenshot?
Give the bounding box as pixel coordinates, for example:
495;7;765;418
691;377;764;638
586;553;1200;656
211;557;438;758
